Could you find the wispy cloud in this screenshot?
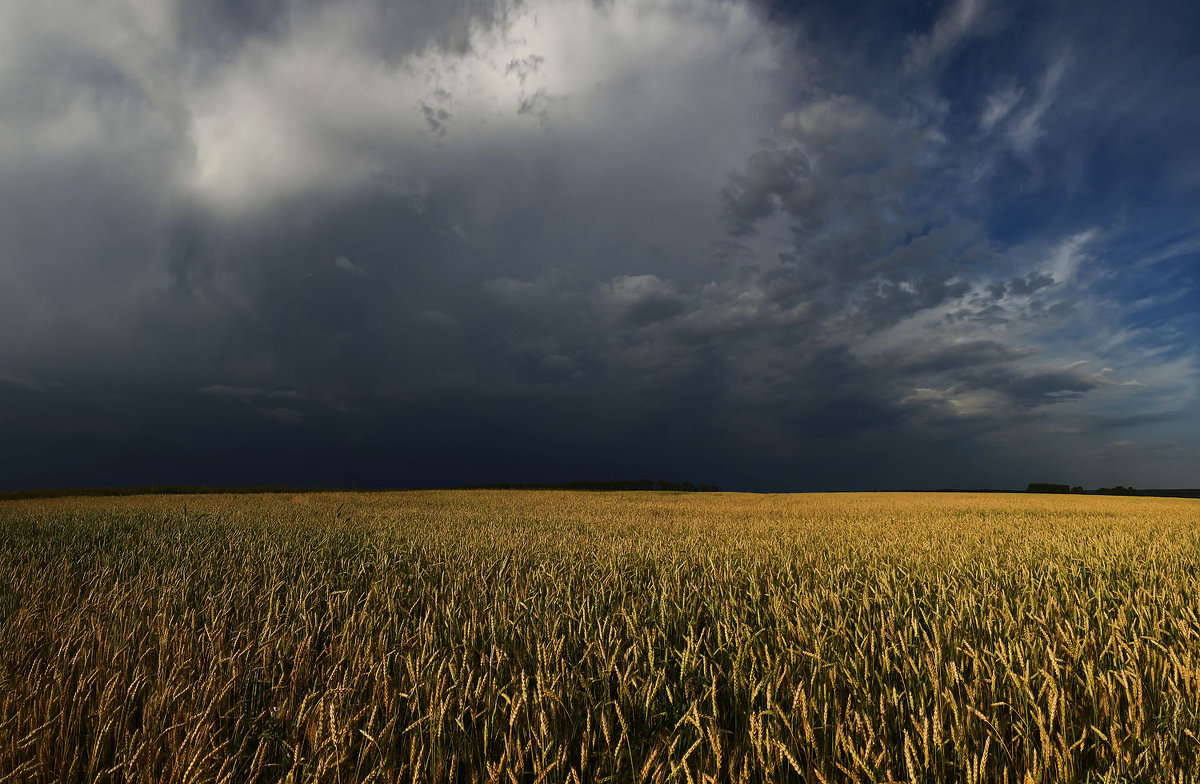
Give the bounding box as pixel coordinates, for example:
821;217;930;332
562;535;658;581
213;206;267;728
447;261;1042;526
904;0;989;74
198;385;303;401
1007;52;1072;152
980;84;1024;130
0;372;45;393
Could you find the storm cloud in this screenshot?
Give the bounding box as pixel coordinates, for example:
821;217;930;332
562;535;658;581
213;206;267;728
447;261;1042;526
1;0;1198;490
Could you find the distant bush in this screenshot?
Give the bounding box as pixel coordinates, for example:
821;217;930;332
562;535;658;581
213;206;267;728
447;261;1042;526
1096;485;1141;496
1026;483;1072;494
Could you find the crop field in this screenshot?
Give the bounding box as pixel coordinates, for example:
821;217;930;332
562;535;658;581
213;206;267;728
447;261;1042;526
2;491;1200;783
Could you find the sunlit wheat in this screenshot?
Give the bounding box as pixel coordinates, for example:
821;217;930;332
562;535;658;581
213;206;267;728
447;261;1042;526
1;490;1199;782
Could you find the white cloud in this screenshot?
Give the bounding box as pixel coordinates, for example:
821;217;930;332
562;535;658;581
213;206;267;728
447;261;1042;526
1008;52;1071;152
1040;230;1093;284
333;256;367;276
980;85;1024;130
0;0;184;163
904;0;988;74
779;97;878;140
600;275;685;324
905;386;1007;418
1131;232;1200;269
602;274;677;306
184;0;783;214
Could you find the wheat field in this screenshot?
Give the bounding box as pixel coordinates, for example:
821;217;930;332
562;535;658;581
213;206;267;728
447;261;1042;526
1;490;1199;782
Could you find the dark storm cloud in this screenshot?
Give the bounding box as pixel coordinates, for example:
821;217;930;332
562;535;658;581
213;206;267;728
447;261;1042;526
1;0;1198;491
722;148;810;237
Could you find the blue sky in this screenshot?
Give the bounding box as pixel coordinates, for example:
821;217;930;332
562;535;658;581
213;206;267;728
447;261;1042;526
0;0;1198;490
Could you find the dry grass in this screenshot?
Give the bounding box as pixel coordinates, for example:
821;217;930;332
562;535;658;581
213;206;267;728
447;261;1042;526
1;490;1199;782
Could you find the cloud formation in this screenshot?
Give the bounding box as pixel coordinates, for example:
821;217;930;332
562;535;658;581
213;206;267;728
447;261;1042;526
1;0;1198;490
903;0;990;74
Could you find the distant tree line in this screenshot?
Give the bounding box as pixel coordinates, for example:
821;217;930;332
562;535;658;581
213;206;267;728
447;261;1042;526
1025;483;1086;494
0;484;324;501
456;480;720;492
1093;485;1141;496
8;481;1192;502
1025;483;1198;497
0;480;721;501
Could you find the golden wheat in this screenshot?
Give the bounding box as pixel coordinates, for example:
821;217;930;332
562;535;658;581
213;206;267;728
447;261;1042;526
1;490;1199;782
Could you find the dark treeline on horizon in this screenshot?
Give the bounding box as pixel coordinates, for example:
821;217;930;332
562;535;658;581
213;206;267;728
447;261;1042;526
0;485;338;501
0;479;721;501
453;480;720;492
4;482;1199;502
1026;483;1200;498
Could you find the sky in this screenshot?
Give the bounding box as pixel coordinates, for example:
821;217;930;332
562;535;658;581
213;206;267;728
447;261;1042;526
1;0;1199;491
